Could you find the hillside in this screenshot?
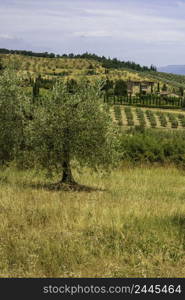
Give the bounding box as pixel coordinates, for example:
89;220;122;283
1;49;185;93
1;50;185;279
0;52;152;82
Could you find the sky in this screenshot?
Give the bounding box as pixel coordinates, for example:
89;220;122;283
0;0;185;66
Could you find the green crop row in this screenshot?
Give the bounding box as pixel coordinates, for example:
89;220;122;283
135;108;146;127
178;114;185;127
124;107;134;126
114;105;123;126
156;112;168;127
167;113;178;128
146;110;157;128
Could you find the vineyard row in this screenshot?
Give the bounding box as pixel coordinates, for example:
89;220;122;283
112;106;185;129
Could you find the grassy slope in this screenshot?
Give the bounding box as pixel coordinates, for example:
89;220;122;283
0;167;185;277
1;54;185;278
1;53;184;91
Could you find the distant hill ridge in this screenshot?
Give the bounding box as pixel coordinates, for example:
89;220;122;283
0;48;157;73
1;48;185;89
158;65;185;75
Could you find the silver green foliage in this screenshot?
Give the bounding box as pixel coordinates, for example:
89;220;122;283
29;79;121;173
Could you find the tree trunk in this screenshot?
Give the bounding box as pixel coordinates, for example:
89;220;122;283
60;128;76;184
61;159;75;184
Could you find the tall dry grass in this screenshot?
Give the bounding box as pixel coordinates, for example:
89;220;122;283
0;166;184;277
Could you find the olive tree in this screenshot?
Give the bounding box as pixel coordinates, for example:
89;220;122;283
30;79;120;185
114;79;128;97
0;70;29;165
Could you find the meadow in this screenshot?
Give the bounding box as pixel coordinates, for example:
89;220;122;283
0;52;185;279
0;166;185;278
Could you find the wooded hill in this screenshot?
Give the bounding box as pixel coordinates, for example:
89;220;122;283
0;48;185;93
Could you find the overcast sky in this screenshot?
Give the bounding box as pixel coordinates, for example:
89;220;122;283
0;0;185;66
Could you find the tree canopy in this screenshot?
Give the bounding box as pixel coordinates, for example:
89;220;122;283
28;79;120;185
114;79;128;97
0;70;30;165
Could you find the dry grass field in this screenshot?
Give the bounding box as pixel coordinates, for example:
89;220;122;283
0;166;185;278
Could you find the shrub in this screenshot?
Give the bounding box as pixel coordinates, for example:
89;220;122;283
156;112;168;127
135;108;146;127
119;128;185;166
146;110;157;128
168;113;178;128
178;114;185;127
114;105;123;126
124;107;134;126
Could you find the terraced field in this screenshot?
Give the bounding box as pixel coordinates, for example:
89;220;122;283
0;54;147;81
0;54;179;93
111;105;185;130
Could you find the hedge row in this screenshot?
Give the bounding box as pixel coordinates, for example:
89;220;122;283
167;113;178;128
146;110;157;128
124;107;134;126
156;112;168;127
135;108;146;127
114;105;123;126
120;128;185;166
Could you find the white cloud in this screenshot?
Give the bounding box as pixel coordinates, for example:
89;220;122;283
0;0;185;65
83;8;122;16
0;34;17;40
73;30;112;38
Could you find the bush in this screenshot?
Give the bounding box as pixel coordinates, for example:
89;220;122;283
178;114;185;127
124;107;134;126
168;113;178;128
119;128;185;166
114;105;123;126
135;108;146;127
157;112;168;127
146;110;157;128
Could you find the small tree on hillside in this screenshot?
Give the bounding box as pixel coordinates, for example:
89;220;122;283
32;76;40;101
101;78;114;101
162;83;168;92
66;78;78;94
157;82;160;93
30;79;120;186
179;87;184;97
0;58;4;71
114;79;128;98
88;63;94;69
